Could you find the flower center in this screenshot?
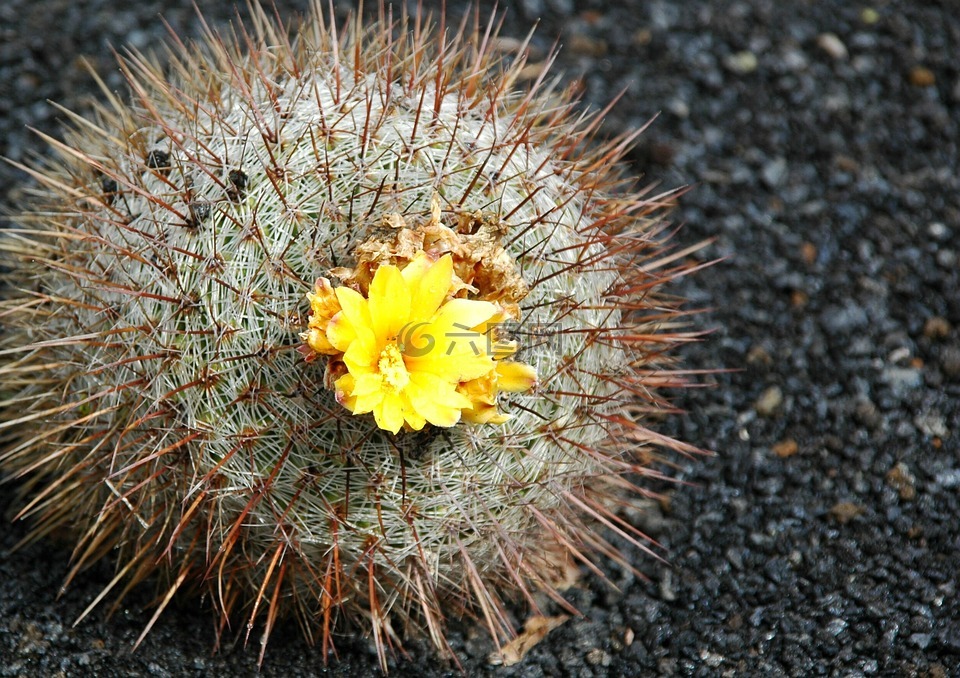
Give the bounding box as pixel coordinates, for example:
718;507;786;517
378;342;410;392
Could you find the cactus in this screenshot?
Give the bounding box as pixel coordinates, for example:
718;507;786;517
0;2;702;671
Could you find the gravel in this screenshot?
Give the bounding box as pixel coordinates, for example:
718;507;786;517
2;0;958;675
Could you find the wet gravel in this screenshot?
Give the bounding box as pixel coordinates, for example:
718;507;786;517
2;0;959;675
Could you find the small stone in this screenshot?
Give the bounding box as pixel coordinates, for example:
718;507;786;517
909;633;933;650
936;469;960;488
666;97;690;119
854;396;881;429
882;367;922;396
910;66;936;87
790;289;809;308
649;142;675;166
938;626;960;653
914;412;948;438
861;8;880;24
927;221;950;241
726;547;744;570
936;249;958;269
699;649;724;668
754;385;783;417
817;33;848;60
772;438;799;458
822;302;868;335
782;47;808;72
888;346;912;366
519;0;544;19
586;648;611;666
830;501;865;524
940;346;960;378
923;316;951;339
761;157;788;188
724;50;758;75
800;241;817;265
746;344;772;367
825;618;848;636
834;154;859;173
632;28;652;46
886;462;916;501
659;569;677;602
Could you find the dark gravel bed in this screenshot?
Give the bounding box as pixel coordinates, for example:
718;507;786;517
2;0;958;675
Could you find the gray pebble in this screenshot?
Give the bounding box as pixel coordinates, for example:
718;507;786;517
761;157;788;188
882;367;923;396
821;302;869;335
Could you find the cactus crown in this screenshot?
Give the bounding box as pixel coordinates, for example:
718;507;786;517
0;1;702;671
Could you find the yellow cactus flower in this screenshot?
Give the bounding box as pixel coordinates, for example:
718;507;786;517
305;252;538;433
327;254;489;432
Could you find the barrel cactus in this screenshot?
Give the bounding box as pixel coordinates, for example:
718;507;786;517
0;2;701;670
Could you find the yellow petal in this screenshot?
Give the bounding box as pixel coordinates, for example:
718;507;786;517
430;298;498;335
374;393;405;434
351;372;384;398
308;277;341;320
400;251;433;286
459;373;498;405
353;390;383;415
368;264;411;341
334;373;358;412
407;350;494;383
326;312;356;352
461;404;510;425
305;327;338;355
400;393;427;431
335;372;355;395
495;361;538;392
334;286;371;332
408;254;453;322
342;327;378;374
410;398;461;428
407;373;471;427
